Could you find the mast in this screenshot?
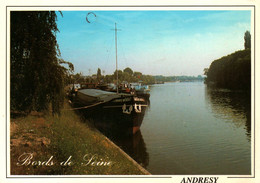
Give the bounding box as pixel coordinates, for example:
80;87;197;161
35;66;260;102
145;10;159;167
115;23;119;94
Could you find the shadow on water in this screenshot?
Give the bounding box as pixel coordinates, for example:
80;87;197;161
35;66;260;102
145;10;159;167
205;86;251;141
108;130;149;168
74;101;150;168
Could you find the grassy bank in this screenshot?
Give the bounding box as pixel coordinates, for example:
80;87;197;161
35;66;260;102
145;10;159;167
10;102;149;175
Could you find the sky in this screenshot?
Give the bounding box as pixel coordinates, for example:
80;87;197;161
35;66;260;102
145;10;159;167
56;10;251;76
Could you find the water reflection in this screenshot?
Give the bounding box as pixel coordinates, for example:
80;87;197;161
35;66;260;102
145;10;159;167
108;130;149;168
205;87;251;140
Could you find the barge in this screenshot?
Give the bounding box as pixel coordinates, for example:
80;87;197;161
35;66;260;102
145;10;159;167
73;89;149;136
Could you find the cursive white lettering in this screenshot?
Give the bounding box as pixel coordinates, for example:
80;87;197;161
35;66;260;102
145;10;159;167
16;153;54;166
81;154;112;166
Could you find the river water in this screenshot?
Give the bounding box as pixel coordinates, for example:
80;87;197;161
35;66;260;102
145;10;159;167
111;82;251;175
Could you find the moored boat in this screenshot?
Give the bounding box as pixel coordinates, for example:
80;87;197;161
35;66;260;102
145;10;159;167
73;89;148;135
130;82;150;100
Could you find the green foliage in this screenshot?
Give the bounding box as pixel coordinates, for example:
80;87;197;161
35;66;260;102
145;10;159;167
141;75;155;84
203;68;209;76
123;67;133;75
97;68;102;81
205;49;251;90
59;58;74;85
133;71;142;78
86;67;204;85
244;31;251;50
72;73;85;83
109;68;154;84
11;11;69;114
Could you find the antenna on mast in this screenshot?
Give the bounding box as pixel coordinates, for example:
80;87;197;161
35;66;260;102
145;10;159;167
111;23;121;94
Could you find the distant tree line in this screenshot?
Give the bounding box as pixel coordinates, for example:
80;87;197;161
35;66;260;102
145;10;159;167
11;11;72;115
72;67;156;85
153;75;204;83
71;67;205;85
72;67;204;85
204;31;251;91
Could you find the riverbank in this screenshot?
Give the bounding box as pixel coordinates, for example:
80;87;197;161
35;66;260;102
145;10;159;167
10;102;150;175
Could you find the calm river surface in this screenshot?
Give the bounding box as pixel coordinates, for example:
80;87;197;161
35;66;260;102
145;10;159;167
112;82;251;175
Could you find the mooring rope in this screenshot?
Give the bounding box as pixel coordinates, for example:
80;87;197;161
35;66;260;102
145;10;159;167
62;101;104;111
63;101;148;111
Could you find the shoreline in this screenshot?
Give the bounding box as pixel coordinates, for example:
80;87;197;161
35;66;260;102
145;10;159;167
102;135;150;175
10;102;151;175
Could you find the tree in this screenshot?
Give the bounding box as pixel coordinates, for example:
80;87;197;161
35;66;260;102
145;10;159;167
59;58;74;85
123;67;133;75
97;68;102;82
73;72;85;83
133;71;142;79
244;31;251;49
11;11;68;114
205;49;250;90
113;70;123;81
203;68;209;76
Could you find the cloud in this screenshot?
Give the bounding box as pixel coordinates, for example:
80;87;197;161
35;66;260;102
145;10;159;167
236;22;251;30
